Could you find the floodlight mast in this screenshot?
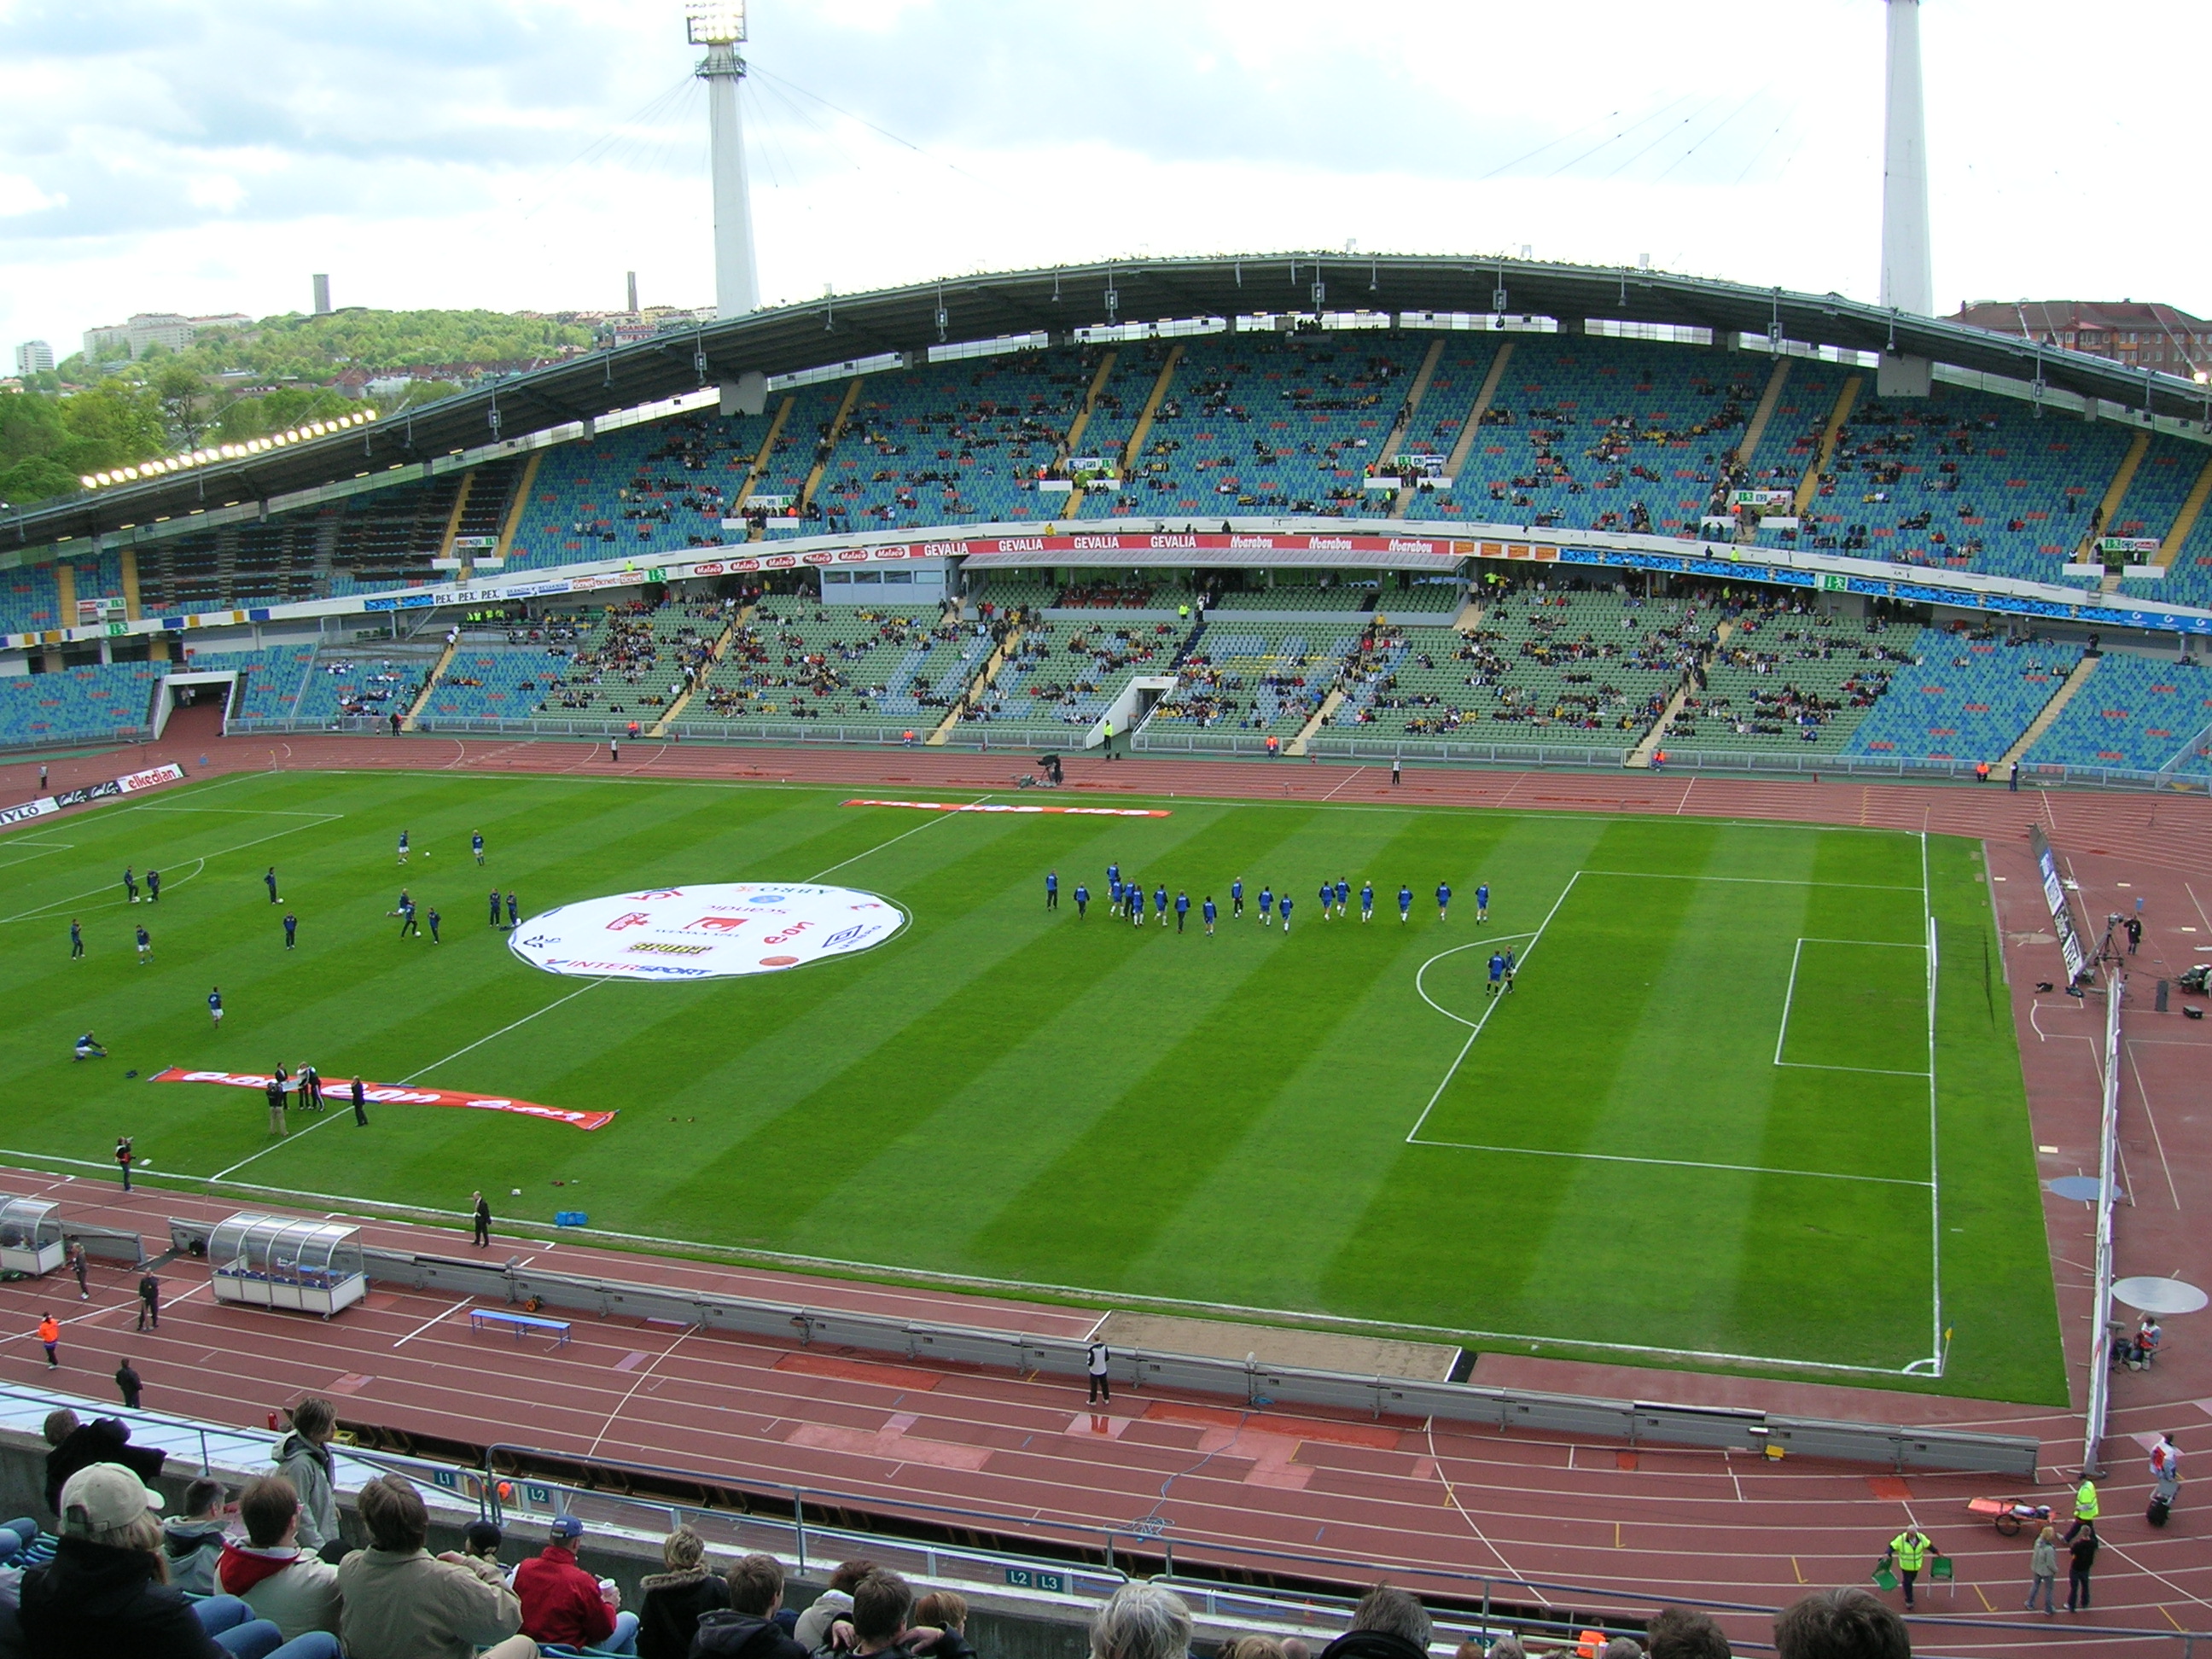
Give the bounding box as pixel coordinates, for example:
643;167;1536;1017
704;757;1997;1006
1877;0;1934;395
689;1;760;319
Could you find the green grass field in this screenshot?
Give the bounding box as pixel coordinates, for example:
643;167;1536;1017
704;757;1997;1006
0;768;2065;1402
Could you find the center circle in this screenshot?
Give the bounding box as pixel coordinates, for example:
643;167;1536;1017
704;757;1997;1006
507;883;906;981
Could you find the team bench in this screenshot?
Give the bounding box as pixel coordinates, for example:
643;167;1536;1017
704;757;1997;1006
469;1307;572;1346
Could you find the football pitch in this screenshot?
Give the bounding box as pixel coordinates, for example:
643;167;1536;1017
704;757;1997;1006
0;767;2065;1403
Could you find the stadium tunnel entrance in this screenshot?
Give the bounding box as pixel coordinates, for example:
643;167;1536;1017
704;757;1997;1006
152;670;241;741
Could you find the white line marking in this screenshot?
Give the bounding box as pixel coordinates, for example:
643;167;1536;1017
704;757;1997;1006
1319;767;1366;800
390;1295;476;1350
0;815;343;924
0;1154;1916;1375
1774;936;1932;1074
1578;870;1922;891
1403;874;1580;1143
1920;827;1945;1375
397;980;608;1085
585;1329;693;1458
1774;938;1805;1067
1413;933;1540;1029
1403;1137;1933;1187
208;1111;348;1181
811;793;992;881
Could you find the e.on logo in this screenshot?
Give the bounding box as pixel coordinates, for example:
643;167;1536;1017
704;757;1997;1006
760;920;817;946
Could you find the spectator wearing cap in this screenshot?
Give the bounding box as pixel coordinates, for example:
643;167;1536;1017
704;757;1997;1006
792;1558;877;1652
217;1476;343;1644
20;1461;337;1658
1318;1585;1432;1659
514;1515;637;1654
635;1523;727;1659
335;1473;530;1659
691;1551;809;1659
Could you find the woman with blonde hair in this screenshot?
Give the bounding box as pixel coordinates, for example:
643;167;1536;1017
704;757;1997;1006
637;1523;731;1659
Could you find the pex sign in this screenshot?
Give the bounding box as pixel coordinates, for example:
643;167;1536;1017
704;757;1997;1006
508;882;906;982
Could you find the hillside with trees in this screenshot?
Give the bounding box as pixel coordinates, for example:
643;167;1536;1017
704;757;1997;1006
3;307;597;511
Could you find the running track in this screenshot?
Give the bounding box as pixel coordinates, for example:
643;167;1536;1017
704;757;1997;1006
3;731;2209;1652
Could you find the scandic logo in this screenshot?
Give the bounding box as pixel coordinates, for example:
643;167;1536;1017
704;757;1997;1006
603;911;654;930
510;882;906;981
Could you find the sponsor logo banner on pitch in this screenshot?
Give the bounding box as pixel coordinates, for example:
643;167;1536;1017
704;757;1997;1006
509;882;905;981
148;1068;615;1130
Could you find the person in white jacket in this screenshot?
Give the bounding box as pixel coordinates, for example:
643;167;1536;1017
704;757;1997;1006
218;1475;343;1642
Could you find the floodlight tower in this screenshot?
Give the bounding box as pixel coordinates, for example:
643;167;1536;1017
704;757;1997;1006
1877;0;1934;395
690;0;760;319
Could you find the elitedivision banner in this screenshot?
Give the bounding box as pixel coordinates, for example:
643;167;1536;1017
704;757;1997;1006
2028;824;2091;987
148;1068;616;1131
0;761;184;829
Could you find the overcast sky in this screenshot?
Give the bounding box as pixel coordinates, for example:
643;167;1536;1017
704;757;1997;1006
3;0;2206;363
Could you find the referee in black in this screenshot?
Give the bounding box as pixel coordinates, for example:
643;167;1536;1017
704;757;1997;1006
471;1190;492;1248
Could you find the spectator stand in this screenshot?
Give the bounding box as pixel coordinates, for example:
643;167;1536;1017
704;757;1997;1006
205;1213;368;1317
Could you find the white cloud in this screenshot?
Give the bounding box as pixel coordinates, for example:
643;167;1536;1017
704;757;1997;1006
1;0;2208;360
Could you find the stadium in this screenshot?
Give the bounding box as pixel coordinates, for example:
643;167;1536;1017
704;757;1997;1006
0;3;2206;1656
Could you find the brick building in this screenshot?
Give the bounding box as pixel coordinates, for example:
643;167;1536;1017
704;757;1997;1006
1952;300;2212;377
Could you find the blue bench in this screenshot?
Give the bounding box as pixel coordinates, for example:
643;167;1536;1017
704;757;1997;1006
469;1307;571;1346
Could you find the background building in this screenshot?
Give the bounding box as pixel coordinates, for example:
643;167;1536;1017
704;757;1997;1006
1953;300;2212;376
12;341;53;375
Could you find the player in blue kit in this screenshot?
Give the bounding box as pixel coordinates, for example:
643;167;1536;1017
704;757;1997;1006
1202;896;1217;935
1231;877;1244;918
1278;894;1294;934
1045;870;1059;911
1175;891;1190;933
473;830;486;864
1319;880;1334;919
1487;951;1507;996
1502;946;1517;992
1109;876;1124;917
397;829;410;864
1360;882;1374;923
1476;882;1489;923
1335;878;1349;918
1107;861;1121;896
1259;886;1274;927
1437;881;1452;922
1398;884;1413;923
1153;884;1168;926
1129;888;1145;929
1074;883;1089;917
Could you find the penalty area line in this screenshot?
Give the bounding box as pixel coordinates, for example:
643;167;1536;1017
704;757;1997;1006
809;794;994;882
1403;1136;1934;1188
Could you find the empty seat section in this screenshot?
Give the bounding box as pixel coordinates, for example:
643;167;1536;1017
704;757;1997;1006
172;647;317;721
0;566;63;635
1844;627;2077;762
0;661;158;747
2026;652;2211;772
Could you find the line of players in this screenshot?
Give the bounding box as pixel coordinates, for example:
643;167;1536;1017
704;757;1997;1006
1043;866;1520;993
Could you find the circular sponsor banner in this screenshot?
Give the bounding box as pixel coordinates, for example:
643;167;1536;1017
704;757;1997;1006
508;883;906;981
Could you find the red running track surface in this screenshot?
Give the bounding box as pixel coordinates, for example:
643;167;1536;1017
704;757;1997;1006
2;735;2209;1650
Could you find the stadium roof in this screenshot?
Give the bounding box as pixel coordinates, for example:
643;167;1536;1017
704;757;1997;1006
12;251;2212;560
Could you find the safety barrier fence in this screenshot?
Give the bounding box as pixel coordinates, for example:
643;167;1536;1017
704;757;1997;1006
0;1373;2198;1656
156;1220;2040;1479
2082;966;2127;1476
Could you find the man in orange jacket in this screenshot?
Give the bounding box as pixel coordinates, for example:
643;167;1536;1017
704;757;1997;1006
37;1313;59;1369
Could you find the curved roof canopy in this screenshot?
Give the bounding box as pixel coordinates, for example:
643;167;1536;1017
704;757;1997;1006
11;252;2207;555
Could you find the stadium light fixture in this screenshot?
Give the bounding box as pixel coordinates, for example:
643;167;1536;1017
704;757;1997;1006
685;0;745;44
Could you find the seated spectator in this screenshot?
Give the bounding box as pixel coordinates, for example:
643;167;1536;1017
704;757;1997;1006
217;1476;342;1643
160;1480;229;1597
1773;1589;1908;1659
912;1592;968;1644
1602;1641;1644;1659
20;1463;335;1659
42;1411;165;1518
635;1523;726;1659
1319;1585;1431;1659
462;1518;509;1580
1090;1582;1192;1659
691;1551;808;1659
514;1516;636;1655
846;1569;971;1659
335;1474;532;1659
1481;1643;1525;1659
1221;1640;1286;1659
271;1400;341;1560
1646;1607;1732;1658
792;1558;877;1652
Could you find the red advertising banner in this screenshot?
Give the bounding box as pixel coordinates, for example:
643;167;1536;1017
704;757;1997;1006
843;799;1172;818
677;532;1487;576
148;1068;615;1131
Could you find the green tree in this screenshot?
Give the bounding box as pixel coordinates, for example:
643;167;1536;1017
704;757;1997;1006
155;362;212;447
